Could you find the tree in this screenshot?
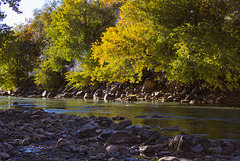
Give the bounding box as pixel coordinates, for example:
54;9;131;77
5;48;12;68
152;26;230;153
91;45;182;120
91;0;240;90
35;0;120;89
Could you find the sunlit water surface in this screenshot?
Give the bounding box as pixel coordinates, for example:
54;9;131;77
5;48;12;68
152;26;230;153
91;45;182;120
0;96;240;141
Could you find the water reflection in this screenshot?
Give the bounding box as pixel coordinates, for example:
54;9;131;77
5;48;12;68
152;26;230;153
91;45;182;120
0;97;239;141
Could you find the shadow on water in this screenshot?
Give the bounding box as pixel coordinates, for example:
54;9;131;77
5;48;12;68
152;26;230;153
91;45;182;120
0;96;240;141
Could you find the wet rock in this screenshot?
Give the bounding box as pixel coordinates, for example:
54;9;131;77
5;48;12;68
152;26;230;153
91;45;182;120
118;146;129;155
21;138;31;146
106;145;119;154
139;145;154;153
93;89;103;100
141;78;155;92
42;91;47;97
150;114;164;118
209;146;222;154
78;123;97;136
99;128;115;139
162;125;181;131
190;144;204;153
32;109;45;116
116;120;132;129
112;116;125;121
104;94;115;101
135;115;148;119
168;135;191;152
154;144;165;153
0;152;10;160
125;95;137;101
0;120;4;127
3;142;14;150
158;156;180;161
84;92;93;99
107;131;139;144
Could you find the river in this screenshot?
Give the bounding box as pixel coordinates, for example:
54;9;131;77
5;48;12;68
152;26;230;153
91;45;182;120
0;96;240;142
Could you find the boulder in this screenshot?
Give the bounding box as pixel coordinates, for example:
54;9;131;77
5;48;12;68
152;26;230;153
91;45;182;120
106;145;118;154
139;145;154;153
107;131;139;144
78;124;96;136
162;125;181;131
168;135;191;152
84;92;93;99
104;94;115;101
141;78;156;92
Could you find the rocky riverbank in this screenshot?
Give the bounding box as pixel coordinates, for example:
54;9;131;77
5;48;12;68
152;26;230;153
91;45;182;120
2;76;240;107
0;109;239;161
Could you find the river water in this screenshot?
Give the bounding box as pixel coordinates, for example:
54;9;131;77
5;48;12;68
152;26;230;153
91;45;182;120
0;96;240;141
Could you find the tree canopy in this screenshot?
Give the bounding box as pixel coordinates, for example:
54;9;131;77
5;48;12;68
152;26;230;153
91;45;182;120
0;0;239;91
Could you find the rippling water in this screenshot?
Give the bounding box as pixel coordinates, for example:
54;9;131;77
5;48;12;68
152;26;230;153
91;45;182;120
0;96;240;141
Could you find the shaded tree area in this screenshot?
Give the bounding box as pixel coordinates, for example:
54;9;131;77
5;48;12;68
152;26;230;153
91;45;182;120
0;0;240;92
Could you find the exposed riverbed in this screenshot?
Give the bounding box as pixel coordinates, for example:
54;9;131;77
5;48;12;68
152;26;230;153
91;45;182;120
0;96;239;142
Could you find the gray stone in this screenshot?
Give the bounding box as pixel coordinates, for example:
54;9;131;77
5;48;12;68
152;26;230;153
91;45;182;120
139;145;154;153
106;145;118;154
107;131;139;144
78;124;96;136
141;78;155;92
0;152;10;159
158;156;180;161
162;125;181;131
190;144;204;153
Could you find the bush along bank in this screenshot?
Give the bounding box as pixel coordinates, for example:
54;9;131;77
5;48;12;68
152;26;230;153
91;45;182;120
2;73;240;107
0;109;239;161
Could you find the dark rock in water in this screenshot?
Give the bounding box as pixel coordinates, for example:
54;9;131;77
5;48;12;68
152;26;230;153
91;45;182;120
134;115;148;119
112;116;125;121
115;120;132;130
162;125;181;131
150;114;164;118
168;135;191;152
12;102;19;105
141;78;155;92
104;94;115;101
107;131;139;144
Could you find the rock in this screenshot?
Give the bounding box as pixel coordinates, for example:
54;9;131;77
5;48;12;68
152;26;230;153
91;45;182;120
135;115;148;118
0;120;4;127
106;145;118;154
154;144;165;153
221;147;233;155
150;114;164;118
125;95;137;101
158;156;180;161
190;144;204;153
78;124;96;136
104;94;115;101
112;116;125;121
32;109;45;115
3;142;14;150
99;129;115;139
93;89;103;100
22;138;31;146
107;131;139;144
141;78;155;92
116;120;132;129
42;91;47;97
0;152;10;159
74;91;84;99
98;116;114;128
118;146;129;155
209;146;222;154
84;92;93;99
139;145;154;153
162;125;181;131
168;135;191;152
